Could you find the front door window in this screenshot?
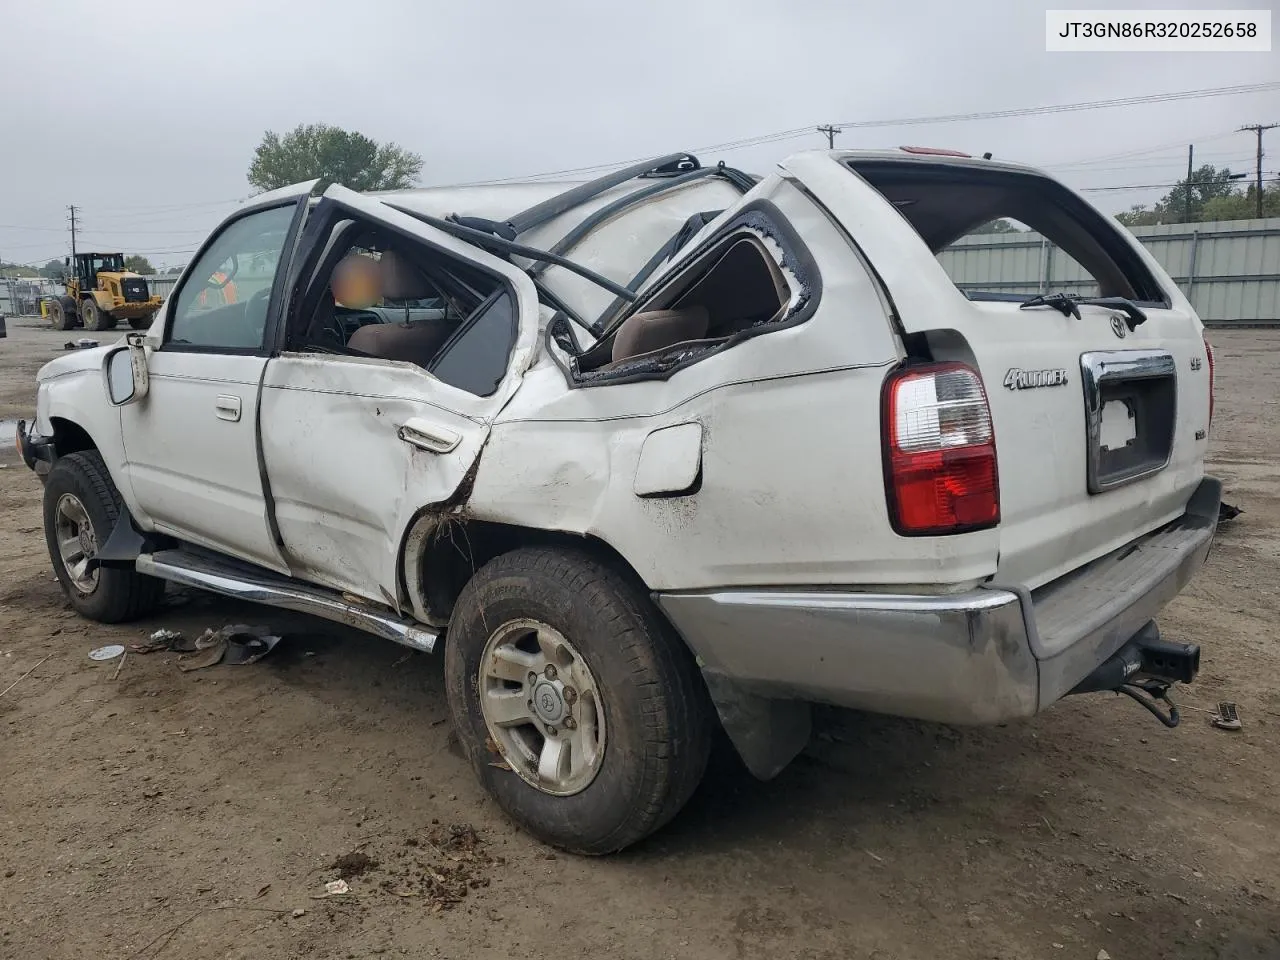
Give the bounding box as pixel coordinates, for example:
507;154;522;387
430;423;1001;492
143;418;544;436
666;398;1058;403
168;204;295;350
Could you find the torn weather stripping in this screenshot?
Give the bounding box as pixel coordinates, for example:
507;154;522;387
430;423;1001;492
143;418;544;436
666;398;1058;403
562;200;821;387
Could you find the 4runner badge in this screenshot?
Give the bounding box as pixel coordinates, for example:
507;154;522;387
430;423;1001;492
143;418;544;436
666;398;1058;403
1003;368;1069;390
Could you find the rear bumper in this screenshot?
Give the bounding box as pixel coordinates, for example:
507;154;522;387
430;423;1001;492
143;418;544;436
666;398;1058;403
657;477;1220;725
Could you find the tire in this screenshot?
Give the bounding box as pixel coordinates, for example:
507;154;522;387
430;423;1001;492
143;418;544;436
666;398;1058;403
81;298;114;331
49;297;75;330
42;451;164;623
444;546;712;855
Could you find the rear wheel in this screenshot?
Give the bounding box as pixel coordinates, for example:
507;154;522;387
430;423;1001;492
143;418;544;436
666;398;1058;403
42;451;164;623
444;546;712;854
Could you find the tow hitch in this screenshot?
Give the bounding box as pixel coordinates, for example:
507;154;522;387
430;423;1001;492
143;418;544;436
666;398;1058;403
1069;621;1199;728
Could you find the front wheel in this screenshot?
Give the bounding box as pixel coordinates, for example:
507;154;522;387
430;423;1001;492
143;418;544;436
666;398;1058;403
444;546;712;855
81;298;106;331
42;451;164;623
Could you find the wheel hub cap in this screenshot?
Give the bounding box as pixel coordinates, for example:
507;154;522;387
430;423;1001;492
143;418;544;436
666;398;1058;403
531;680;566;724
478;619;607;797
54;493;99;593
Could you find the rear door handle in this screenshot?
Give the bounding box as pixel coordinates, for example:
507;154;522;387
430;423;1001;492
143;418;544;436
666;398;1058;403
215;395;242;422
398;418;460;454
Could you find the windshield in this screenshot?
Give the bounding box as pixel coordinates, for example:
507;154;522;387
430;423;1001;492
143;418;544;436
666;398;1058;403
88;254;124;274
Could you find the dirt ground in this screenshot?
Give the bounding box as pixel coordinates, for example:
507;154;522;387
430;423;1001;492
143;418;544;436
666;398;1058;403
1;319;1277;960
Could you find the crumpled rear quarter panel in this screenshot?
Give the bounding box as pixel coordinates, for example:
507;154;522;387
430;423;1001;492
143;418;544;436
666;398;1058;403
468;180;1000;590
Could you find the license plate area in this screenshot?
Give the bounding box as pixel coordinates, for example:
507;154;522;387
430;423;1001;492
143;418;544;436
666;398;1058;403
1081;350;1176;494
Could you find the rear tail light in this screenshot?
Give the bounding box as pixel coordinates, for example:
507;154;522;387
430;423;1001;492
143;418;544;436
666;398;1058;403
882;363;999;536
1203;335;1215;428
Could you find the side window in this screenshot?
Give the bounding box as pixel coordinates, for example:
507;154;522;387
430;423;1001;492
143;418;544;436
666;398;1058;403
430;291;516;397
300;224;517;397
169;204;295;349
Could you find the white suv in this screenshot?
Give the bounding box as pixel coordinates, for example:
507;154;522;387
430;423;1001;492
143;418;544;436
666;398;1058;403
19;149;1219;853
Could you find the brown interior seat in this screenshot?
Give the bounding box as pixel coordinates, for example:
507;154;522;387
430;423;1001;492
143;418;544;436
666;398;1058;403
610;305;710;364
346;250;455;366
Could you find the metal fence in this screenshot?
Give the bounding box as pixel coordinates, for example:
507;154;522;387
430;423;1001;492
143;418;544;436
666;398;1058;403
146;275;179;301
937;217;1280;323
0;277;62;316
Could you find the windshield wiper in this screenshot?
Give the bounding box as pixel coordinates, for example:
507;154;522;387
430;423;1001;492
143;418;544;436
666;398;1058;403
1019;292;1080;319
1019;292;1148;330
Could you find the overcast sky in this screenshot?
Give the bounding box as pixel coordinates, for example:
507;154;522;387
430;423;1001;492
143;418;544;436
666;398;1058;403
2;0;1276;271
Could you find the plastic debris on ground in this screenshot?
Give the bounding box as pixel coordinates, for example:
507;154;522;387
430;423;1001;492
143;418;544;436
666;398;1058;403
320;879;350;897
63;338;99;350
175;625;282;672
130;629;183;654
1211;701;1242;731
88;644;125;662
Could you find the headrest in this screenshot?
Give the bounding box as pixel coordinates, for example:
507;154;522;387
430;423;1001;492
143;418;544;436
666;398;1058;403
379;249;436;300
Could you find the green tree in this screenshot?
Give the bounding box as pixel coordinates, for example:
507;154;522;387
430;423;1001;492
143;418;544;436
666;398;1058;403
247;123;423;193
123;255;155;275
1162;165;1242;221
1114;164;1244;225
1115;204;1161;227
1200;186;1280;221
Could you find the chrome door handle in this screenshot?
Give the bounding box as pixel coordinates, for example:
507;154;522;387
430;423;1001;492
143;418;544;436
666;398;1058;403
398;419;460;454
215;395;242;422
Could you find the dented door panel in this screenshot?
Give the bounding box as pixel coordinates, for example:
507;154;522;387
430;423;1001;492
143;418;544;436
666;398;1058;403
260;356;488;601
256;186;542;604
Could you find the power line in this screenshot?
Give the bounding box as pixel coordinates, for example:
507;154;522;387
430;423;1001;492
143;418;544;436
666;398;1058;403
440;80;1280;187
77;228;213;237
90;196;247;214
1079;176;1278;193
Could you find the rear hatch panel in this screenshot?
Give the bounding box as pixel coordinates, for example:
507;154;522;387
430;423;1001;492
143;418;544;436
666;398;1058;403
783;152;1211;591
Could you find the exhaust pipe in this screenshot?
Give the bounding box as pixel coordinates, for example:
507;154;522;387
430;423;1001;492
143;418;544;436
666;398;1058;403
1071;622;1199;695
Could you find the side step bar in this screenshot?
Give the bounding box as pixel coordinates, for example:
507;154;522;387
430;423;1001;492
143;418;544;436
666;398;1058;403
136;549;438;653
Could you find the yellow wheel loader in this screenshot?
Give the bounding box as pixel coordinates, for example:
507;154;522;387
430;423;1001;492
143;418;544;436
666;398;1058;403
48;252;164;332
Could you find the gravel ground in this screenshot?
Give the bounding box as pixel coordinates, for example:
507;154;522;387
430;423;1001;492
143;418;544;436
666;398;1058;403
1;319;1277;960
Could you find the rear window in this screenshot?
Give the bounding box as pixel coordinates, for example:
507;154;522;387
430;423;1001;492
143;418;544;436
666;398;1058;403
846;160;1168;306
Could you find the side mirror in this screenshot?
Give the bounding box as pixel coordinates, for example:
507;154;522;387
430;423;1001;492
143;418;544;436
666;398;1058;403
104;335;150;406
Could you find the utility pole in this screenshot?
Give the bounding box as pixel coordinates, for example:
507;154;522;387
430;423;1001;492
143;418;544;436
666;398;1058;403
67;204;79;259
1184;144;1194;223
817;124;842;149
1239;124;1278;218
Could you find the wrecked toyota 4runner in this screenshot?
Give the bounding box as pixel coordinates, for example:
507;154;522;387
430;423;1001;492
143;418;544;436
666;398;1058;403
19;149;1219;853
